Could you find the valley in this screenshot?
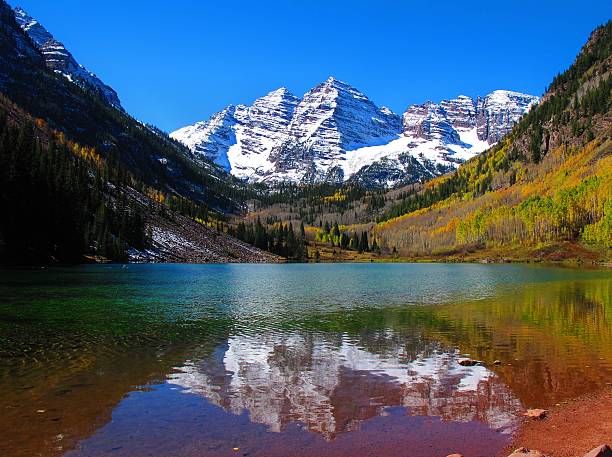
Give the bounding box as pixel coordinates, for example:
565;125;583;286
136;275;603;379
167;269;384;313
0;2;610;457
1;2;609;266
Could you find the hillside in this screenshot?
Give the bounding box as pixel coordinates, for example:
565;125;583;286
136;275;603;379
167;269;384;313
245;22;611;263
0;2;275;264
0;92;276;264
0;1;244;212
370;21;611;261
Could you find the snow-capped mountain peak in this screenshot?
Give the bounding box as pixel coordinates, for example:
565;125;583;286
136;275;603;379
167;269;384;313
171;80;538;187
13;6;122;109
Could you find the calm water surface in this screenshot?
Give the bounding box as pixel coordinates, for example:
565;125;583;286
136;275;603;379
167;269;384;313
1;263;611;457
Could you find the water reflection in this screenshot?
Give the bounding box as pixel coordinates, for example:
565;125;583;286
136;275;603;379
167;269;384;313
171;333;521;439
0;264;610;457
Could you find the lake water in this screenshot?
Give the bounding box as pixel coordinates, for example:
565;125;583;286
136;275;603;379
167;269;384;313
1;263;611;457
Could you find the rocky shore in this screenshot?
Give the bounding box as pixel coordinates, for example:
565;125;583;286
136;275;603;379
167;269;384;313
498;386;612;457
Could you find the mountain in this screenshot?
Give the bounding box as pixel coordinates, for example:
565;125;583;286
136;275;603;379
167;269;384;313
372;21;611;259
0;1;274;263
13;7;122;109
172;79;537;187
0;1;241;209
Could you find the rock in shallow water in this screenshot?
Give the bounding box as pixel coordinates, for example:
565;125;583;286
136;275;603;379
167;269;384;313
523;409;548;419
508;447;549;457
457;358;478;366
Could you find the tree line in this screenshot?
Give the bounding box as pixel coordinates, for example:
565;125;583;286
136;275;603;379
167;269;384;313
233;218;307;260
0;113;145;262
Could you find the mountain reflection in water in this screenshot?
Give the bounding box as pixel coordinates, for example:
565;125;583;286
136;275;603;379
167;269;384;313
171;333;520;438
1;264;610;457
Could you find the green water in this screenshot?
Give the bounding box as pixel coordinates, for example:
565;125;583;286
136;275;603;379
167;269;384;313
1;264;611;457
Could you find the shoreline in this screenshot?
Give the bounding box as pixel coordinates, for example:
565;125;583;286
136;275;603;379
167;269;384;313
501;386;612;457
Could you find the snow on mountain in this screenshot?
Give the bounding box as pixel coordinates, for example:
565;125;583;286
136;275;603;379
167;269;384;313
13;7;122;109
170;106;238;171
284;77;402;158
171;79;538;188
476;90;539;143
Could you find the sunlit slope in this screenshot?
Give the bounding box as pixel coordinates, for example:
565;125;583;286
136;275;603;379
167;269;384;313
375;22;611;259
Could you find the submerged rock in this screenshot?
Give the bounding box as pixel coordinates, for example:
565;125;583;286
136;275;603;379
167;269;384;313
508;447;549;457
457;358;478;366
583;444;612;457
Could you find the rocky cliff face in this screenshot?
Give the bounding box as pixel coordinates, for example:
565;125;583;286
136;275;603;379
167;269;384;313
172;81;538;188
475;90;540;143
13;7;122;109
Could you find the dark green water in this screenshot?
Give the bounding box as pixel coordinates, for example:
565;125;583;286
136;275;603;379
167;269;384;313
1;264;611;457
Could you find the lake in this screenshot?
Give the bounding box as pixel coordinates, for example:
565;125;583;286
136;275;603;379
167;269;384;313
1;263;611;457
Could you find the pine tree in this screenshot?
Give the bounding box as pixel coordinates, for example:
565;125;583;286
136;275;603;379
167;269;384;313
359;231;369;253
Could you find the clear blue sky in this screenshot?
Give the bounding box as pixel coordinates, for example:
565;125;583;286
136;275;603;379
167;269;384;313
9;0;611;132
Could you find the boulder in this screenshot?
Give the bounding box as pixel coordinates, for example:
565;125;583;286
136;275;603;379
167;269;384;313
508;447;548;457
523;409;548;419
583;444;612;457
457;358;478;366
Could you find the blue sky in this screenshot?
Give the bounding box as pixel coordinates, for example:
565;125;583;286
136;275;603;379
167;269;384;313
10;0;611;132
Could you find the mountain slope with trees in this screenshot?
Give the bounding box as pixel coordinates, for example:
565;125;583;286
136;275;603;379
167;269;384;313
0;0;246;212
0;92;276;263
371;21;611;260
244;21;610;263
0;1;275;263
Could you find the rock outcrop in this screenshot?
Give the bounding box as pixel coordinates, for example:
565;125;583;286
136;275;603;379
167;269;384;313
13;7;122;109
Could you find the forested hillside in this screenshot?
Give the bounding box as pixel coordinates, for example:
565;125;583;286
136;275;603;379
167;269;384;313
0;94;275;263
372;21;611;260
0;1;278;263
245;21;611;262
0;0;246;212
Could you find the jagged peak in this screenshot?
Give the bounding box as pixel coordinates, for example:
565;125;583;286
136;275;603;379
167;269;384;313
13;6;31;21
13;6;53;47
482;90;539;110
319;76;357;91
307;76;373;107
257;86;299;102
485;89;538;100
269;86;293;96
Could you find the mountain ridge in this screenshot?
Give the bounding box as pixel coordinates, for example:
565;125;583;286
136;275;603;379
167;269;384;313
13;6;123;109
172;80;538;187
